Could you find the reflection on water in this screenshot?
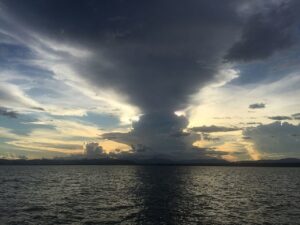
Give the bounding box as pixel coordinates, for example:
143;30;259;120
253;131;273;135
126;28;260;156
135;166;187;224
0;166;299;225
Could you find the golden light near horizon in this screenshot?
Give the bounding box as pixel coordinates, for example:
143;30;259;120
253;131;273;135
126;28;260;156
99;140;131;154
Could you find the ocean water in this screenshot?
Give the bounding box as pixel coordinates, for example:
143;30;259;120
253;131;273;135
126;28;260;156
0;166;299;225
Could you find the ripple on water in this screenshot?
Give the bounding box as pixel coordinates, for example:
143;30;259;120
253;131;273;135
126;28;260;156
0;166;299;225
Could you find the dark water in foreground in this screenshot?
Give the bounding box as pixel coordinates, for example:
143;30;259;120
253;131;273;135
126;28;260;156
0;166;299;225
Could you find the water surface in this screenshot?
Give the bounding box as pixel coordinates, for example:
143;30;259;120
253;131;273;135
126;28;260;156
0;166;299;225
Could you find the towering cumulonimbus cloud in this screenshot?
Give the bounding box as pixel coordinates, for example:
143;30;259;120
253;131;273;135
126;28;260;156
102;112;226;160
1;0;300;158
1;0;242;112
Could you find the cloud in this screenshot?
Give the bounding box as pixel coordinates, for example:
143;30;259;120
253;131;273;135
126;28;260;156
226;0;300;61
189;125;241;133
0;82;44;110
249;103;265;109
32;142;81;150
31;107;44;111
213;117;232;120
1;1;300;160
0;0;247;160
246;122;263;125
102;113;223;160
0;0;245;114
2;117;103;155
242;136;252;140
0;107;18;118
268;116;292;121
0;13;139;124
244;122;300;159
188;70;300;131
201;133;220;141
292;113;300;120
83;142;104;159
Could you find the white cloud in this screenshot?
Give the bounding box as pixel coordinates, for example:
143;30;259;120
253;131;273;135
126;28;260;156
0;82;44;110
187;71;300;128
0;11;140;124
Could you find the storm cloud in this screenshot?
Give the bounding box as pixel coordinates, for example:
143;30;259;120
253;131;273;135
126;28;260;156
226;0;300;61
1;0;298;110
102;113;223;160
1;0;300;159
0;0;243;113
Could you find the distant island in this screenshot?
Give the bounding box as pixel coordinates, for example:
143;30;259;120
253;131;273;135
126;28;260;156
0;158;300;167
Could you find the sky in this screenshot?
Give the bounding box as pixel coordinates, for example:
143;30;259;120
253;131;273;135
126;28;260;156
0;0;300;161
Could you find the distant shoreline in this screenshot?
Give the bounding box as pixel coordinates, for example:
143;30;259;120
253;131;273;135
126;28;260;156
1;158;300;167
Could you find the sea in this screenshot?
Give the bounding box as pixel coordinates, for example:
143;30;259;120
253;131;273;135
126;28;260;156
0;166;299;225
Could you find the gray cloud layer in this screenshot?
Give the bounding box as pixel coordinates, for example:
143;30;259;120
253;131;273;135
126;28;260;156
189;125;241;133
2;1;299;113
249;103;265;109
1;0;300;159
292;113;300;120
0;107;18;118
0;0;244;112
226;0;300;61
268;116;292;121
244;122;300;159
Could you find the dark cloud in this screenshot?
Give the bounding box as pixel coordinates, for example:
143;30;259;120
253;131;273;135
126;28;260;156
102;112;191;152
170;131;191;138
2;0;299;159
31;107;45;111
2;0;295;115
201;133;220;142
292;113;300;120
102;112;222;160
242;136;252;140
249;103;265;109
1;1;298;112
0;107;18;118
189;125;241;133
244;122;300;158
83;142;104;159
246;122;263;125
1;0;242;113
268;116;292;121
226;0;300;61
